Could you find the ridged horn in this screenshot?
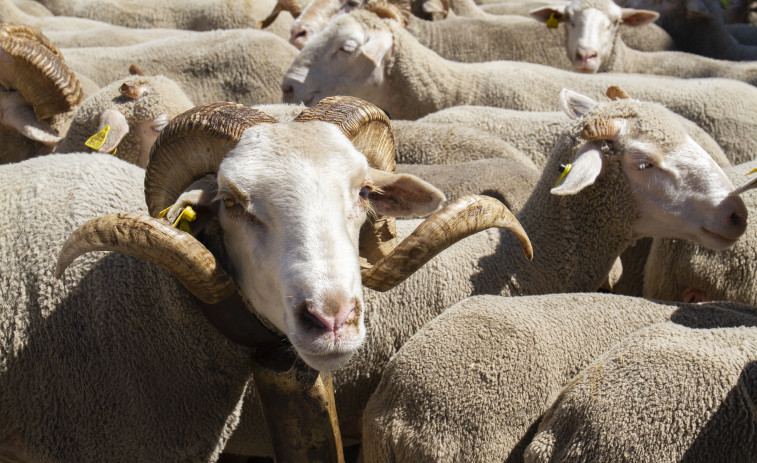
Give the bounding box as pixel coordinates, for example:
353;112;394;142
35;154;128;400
55;213;236;304
606;86;630;101
144;102;278;217
294;96;397;265
0;35;83;119
129;63;145;76
361;195;532;291
0;23;62;57
364;1;410;25
256;0;303;28
120;81;147;100
580;118;621;141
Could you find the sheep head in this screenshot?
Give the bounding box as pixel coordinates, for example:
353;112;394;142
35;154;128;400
554;86;747;251
282;9;396;107
531;0;658;73
0;23;82;145
290;0;368;49
56;96;532;371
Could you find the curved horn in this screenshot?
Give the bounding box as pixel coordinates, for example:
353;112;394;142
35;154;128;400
581;118;621;141
144;102;278;217
361;195;532;292
294;96;398;264
256;0;303;28
56;213;236;304
606;86;630;101
364;1;410;25
0;23;62;57
119;81;147;100
128;63;145;76
0;36;82;119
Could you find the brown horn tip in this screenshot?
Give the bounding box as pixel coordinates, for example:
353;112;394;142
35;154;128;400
119;81;147;99
129;64;145;76
606;86;630;101
364;1;410;26
56;213;236;304
361;195;532;292
581;118;621;141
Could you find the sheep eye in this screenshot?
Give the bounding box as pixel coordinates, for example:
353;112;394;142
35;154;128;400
340;41;358;53
223;197;236;208
637;162;653;171
359;185;372;199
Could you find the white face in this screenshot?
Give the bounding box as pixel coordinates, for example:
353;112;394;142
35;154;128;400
217;122;370;371
290;0;364;49
282;15;392;107
623;134;746;249
563;3;620;73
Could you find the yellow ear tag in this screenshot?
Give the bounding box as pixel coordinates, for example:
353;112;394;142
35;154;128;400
721;0;731;9
747;167;757;175
84;125;111;150
554;163;572;187
546;12;560;29
157;206;172;219
172;206;197;235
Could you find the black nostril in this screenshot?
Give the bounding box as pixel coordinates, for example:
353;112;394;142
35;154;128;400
281;84;294;97
730;212;744;227
295;30;307;39
299;302;326;330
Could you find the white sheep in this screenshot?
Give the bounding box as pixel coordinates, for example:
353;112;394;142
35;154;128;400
223;86;747;457
526;318;757;462
531;0;757;84
281;8;757;162
60;29;297;107
615;0;757;60
362;293;757;462
1;96;524;461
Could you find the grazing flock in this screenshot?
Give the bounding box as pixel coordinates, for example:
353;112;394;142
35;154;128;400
1;0;756;461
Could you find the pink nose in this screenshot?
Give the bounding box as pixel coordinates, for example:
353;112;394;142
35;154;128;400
290;27;308;48
575;48;598;63
300;299;358;333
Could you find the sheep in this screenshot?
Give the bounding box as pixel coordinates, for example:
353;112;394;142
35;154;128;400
0;96;524;461
223;86;748;457
615;0;757;60
59;29;297;107
530;0;757;84
412;105;730;169
642;160;757;305
282;7;757;162
526;319;757;462
12;0;53;17
361;293;757;462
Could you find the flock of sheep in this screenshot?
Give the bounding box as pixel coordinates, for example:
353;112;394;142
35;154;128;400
1;0;757;461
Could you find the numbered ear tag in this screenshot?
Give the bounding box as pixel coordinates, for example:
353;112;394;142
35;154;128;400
85;125;111;150
546;12;560;29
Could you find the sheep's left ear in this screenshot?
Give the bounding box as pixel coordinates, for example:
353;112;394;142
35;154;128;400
551;143;605;196
95;108;130;153
530;6;567;23
560;88;598;119
620;8;659;26
361;29;393;68
367;168;446;217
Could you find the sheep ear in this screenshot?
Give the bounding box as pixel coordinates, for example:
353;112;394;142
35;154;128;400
620;8;659;26
530;5;566;23
95;108;130;153
368;168;446;218
551;143;604;196
0;92;61;145
686;0;713;18
162;174;219;235
560;88;598;119
361;29;393;68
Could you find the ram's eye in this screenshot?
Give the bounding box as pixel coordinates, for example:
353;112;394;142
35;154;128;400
637;162;653;171
359;185;372;199
341;41;358;53
223;197;236;208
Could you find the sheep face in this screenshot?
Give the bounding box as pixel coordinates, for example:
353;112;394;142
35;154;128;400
282;14;392;107
290;0;364;49
168;121;443;371
532;0;658;73
556;89;747;250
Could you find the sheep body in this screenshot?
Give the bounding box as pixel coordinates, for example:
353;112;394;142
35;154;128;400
362;294;757;462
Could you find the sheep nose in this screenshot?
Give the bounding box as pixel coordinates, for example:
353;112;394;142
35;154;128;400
281;83;294;102
300;299;358;334
290;27;308;49
717;195;748;240
575;48;598;62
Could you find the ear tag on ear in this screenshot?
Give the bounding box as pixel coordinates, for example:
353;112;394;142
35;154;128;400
84;125;111;151
546;12;559;29
720;0;731;9
554;163;572;187
172;206;197;235
746;167;757;175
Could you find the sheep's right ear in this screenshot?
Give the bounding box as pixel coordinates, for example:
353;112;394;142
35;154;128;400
94;108;130;153
551;143;604;196
560;88;598;119
163;174;219;235
367;168;446;218
361;29;393;68
530;5;566;23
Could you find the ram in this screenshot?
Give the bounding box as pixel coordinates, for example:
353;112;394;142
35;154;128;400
0;96;529;461
281;7;757;161
224;86;747;457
